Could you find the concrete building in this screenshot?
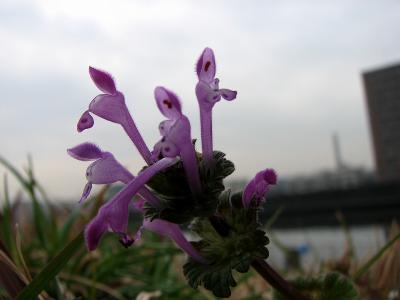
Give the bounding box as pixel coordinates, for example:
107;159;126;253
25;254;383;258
363;63;400;182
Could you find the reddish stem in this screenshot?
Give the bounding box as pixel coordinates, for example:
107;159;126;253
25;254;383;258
251;258;309;300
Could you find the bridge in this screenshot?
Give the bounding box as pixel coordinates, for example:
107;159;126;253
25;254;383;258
262;182;400;228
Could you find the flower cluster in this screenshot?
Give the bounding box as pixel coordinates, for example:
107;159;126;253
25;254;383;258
69;48;276;297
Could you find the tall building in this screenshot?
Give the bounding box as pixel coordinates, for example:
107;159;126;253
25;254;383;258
363;63;400;182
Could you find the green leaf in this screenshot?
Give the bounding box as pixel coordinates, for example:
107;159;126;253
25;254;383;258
183;192;269;298
184;256;236;298
16;231;84;300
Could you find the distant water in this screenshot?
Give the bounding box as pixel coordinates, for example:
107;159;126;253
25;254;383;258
266;226;387;269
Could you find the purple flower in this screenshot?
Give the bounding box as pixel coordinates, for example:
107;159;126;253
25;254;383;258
130;199;206;263
77;67;152;165
143;218;207;263
70;144;206;262
151;86;201;195
85;157;178;251
195;48;237;167
242;169;277;208
67;142;160;206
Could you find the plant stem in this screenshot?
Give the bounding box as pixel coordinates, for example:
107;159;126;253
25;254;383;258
251;258;309;300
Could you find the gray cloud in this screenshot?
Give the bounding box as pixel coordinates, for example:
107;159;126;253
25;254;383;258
0;0;399;200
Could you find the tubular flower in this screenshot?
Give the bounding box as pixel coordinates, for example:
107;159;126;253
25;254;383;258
77;67;152;165
242;168;277;208
67;142;132;202
85;157;178;250
143;218;207;263
195;48;237;166
133;199;207;263
67;142;160;206
151;86;201;195
68;143;203;261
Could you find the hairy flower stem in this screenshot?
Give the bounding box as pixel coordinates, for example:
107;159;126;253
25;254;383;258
123;115;152;165
251;258;309;300
200;108;213;168
208;216;309;300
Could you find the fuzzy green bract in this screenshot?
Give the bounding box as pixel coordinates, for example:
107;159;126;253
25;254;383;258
144;151;235;224
183;191;269;298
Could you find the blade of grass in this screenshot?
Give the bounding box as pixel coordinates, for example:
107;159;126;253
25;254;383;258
15;224;32;281
336;211;356;262
1;175;17;259
0;156;29;188
0;241;28;299
353;231;400;281
265;205;284;231
0;156;48;248
59;273;126;300
16;231;84;300
25;156;48;248
59;210;81;244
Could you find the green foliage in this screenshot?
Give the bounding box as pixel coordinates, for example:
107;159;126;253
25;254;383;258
273;272;358;300
1;156;398;300
145;151;235;224
16;232;84;300
183;191;269;298
352;231;400;281
0;157;209;300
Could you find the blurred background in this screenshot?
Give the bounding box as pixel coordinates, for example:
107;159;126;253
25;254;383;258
1;1;400;299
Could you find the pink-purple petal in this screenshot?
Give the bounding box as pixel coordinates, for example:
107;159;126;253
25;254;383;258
196;47;216;83
106;196;130;234
86;153;132;184
195;81;220;111
89;92;128;124
84;157;178;250
242;168;277;208
89;66;117;95
154;86;182;119
263;168;277;184
159;119;175;136
143;219;207;263
242;180;256;208
77;111;94;132
79;182;92;203
219;89;237;101
67;142;103;161
85;213;108;251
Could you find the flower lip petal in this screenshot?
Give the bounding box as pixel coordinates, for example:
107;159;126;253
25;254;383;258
219;89;237;101
89;92;127;124
159;119;175;135
89;66;117;95
196;47;216;83
86;152;131;184
67;142;104;161
80;182;92;203
154;86;182;119
77;111;94;132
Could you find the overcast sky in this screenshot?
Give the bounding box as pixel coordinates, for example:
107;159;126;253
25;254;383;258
1;0;400;200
